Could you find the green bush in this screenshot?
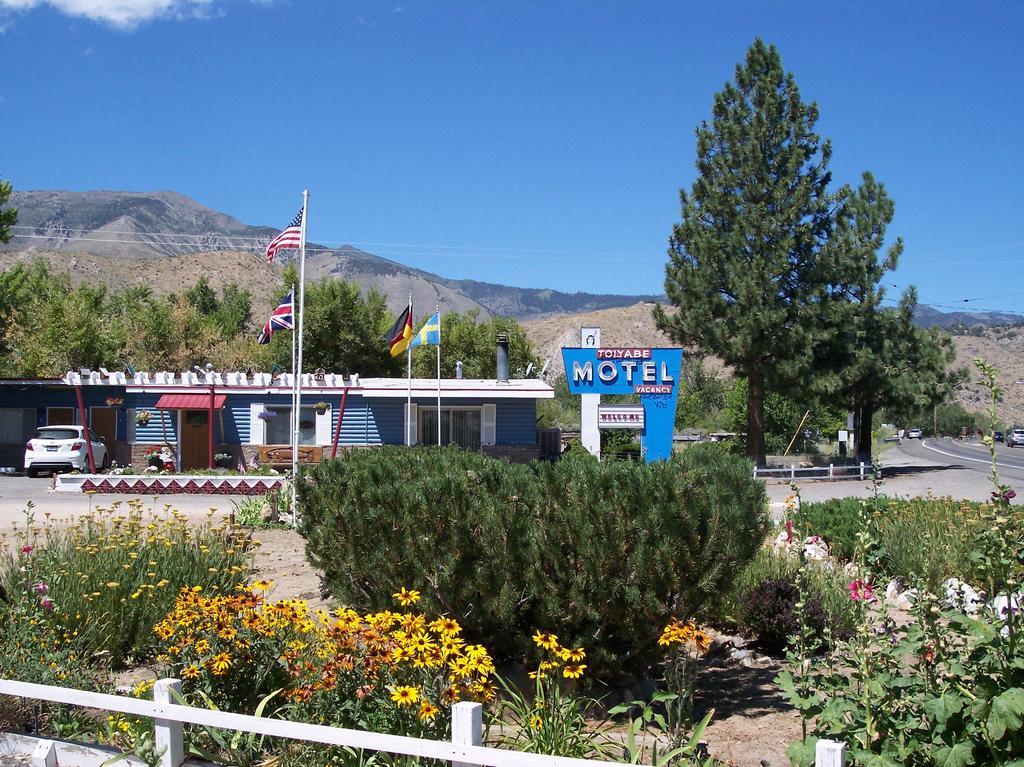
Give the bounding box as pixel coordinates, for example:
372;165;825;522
299;445;768;681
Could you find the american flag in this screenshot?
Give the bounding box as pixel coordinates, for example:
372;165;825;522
265;208;304;263
257;291;294;345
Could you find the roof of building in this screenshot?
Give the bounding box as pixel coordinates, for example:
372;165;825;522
0;371;554;400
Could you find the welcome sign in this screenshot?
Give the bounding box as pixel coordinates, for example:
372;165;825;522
561;347;683;462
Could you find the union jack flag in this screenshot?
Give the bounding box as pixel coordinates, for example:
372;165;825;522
265;208;303;263
257;291;294;345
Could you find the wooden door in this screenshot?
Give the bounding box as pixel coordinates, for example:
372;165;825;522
180;410;210;470
90;407;117;452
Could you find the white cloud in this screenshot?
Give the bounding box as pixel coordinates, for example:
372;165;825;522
0;0;222;28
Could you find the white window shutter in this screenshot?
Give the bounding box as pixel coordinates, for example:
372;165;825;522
249;403;265;445
481;404;496;446
315;406;332;445
406;403;418;445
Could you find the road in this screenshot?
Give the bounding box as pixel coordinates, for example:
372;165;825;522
898;437;1024;485
762;438;1022;507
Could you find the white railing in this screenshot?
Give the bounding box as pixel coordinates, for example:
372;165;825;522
0;677;847;767
753;463;866;481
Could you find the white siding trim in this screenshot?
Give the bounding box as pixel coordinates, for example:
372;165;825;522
481;404;496;446
249;403;265;445
406;403;417;446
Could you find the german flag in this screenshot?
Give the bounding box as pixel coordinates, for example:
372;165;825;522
385;303;414;357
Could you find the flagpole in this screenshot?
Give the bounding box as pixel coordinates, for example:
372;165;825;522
290;281;297;499
436;305;441;447
292;190;309;523
405;293;412;446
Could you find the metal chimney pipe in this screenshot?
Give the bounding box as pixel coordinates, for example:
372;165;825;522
496;333;509;383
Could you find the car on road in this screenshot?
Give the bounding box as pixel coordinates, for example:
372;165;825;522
994;431;1004;443
24;425;108;476
1008;429;1024;448
907;427;923;439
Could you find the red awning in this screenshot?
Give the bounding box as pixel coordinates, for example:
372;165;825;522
155;393;227;410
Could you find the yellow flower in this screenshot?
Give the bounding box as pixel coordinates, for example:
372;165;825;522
566;647;586;662
251;580;274;592
106;581;120;589
562;663;586;679
417;701;439;722
390;685;420;707
529;714;543;730
393;587;421;606
182;665;201;679
430;617;461;636
210;652;231;675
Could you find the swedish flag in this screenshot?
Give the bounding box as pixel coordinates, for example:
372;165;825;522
409;311;441;348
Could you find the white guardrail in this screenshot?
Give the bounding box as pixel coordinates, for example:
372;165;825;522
753;463;867;481
0;678;848;767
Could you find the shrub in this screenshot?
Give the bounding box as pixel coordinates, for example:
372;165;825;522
299;444;768;680
738;575;829;655
1;500;255;667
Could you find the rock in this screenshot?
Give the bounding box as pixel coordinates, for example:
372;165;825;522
259;503;275;522
729;649;751;662
943;578;984;615
991;592;1022;619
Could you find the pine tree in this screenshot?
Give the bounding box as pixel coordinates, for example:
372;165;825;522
820;174;957;460
655;40;840;465
0;179;16;244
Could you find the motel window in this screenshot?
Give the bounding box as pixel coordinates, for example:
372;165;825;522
264;406;316;446
419;408;482;451
0;408;36;444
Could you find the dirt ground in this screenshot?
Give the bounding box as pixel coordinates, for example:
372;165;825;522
253;529;799;767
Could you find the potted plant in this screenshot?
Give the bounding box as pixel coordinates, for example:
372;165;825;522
136;410;151;426
312;401;329;415
145;445;174;470
258;410;278;422
105;396;124;407
215;452;234;469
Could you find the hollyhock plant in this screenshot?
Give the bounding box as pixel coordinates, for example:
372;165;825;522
34;582;48;596
848;578;876;603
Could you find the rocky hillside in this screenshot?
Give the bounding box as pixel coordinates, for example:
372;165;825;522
523;303;1024;426
2;190;658;318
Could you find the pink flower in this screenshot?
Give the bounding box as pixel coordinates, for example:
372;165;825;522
33;582;48;596
40;597;53;612
849;579;876;603
20;545;32;555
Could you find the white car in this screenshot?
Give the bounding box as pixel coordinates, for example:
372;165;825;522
24;425;109;476
1008;429;1024;448
907;428;923;439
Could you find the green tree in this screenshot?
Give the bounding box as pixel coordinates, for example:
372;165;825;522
0;179;16;244
267;276;400;376
654;40;844;466
409;310;539;379
675;359;727;430
723;377;846;455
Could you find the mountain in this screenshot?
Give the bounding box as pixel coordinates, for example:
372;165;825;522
1;190;659;319
3;190;1020;329
911;304;1024;330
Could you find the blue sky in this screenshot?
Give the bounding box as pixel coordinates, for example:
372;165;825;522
2;0;1022;313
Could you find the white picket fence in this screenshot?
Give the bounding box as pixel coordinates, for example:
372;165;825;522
753;463;867;481
0;678;847;767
